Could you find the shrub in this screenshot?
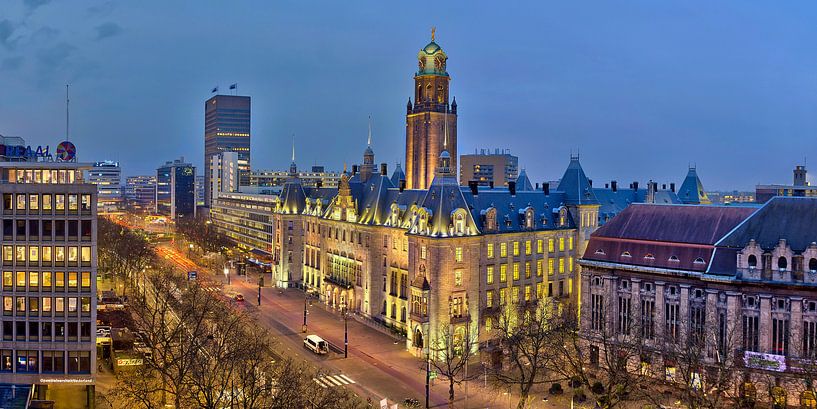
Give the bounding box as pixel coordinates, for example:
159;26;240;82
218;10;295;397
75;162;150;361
549;383;563;395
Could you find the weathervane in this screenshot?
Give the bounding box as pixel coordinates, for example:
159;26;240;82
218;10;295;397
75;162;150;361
431;27;436;42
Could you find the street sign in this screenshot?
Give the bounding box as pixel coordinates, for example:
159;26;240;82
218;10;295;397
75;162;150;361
188;271;197;281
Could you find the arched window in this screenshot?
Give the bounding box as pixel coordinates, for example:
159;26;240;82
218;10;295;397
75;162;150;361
668;255;680;262
382;300;387;315
621;251;632;258
748;254;757;269
594;249;606;255
452;209;467;236
644;254;655;260
778;257;788;271
437;85;444;103
525;208;535;229
694;257;706;264
401;306;407;322
810;258;817;272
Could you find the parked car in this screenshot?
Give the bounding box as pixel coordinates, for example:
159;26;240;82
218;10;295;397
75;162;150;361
303;335;329;355
234;294;245;303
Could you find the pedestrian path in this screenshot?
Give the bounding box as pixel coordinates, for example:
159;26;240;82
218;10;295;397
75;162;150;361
313;373;356;388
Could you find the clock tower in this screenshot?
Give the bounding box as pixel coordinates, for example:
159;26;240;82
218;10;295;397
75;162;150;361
405;29;457;190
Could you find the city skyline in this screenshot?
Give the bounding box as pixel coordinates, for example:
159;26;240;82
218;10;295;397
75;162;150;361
1;1;817;190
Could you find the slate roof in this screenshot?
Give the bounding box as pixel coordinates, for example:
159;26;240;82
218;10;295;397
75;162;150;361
584;204;756;271
593;188;680;225
677;167;712;204
715;196;817;252
556;156;599;205
516;169;534;191
390;163;406;187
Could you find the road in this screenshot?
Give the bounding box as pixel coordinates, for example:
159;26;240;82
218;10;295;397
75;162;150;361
150;239;572;408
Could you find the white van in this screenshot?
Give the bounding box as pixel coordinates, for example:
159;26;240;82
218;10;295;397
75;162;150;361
303;335;329;355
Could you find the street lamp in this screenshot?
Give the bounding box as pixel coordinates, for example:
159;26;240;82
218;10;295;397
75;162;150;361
188;243;194;258
224;267;230;285
302;294;308;333
340;299;348;359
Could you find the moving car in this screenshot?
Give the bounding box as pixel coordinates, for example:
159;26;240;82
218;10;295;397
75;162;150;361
303;335;329;355
234;294;245;303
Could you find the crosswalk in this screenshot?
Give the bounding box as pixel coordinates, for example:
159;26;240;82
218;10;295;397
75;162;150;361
313;374;356;388
201;286;220;292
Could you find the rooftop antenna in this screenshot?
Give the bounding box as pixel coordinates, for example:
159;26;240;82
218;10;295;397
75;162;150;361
65;84;70;141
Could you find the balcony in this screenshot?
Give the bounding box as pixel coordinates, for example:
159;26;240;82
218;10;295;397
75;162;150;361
323;275;353;290
410;311;429;323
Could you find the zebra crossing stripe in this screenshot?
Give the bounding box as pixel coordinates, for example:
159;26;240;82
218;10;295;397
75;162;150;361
313;374;355;388
337;374;355;384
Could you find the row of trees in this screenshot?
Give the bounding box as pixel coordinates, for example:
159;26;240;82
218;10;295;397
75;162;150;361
104;270;364;409
97;217;365;408
424;298;784;409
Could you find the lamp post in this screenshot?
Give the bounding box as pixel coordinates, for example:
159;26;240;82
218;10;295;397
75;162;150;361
340;299;349;358
224;267;230;285
302;294;308;333
257;275;262;306
188;243;194;258
425;328;431;409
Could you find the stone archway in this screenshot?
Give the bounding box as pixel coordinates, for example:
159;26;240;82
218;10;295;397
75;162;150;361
413;327;424;349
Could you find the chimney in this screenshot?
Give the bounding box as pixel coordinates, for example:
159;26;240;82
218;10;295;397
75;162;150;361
380;163;388;176
647;180;656;204
662;184;667;190
399;179;406;192
632;181;639;191
352;165;359;175
670;182;676;192
604;183;609;189
611;180;617;192
543;182;550;196
489;181;495;189
509;181;516;196
535;182;540;190
468;181;479;196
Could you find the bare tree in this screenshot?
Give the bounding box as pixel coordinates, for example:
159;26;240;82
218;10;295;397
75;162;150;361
269;358;366;409
425;318;477;408
549;301;652;409
488;299;563;409
98;217;155;297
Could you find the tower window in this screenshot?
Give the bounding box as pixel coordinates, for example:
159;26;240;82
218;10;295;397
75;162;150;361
748;254;757;269
778;257;788;271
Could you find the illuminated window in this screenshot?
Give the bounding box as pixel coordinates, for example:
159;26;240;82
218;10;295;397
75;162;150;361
2;272;10;288
500;264;507;282
81;272;91;288
455;247;463;262
420;246;427;260
454;270;462;287
559;238;565;252
569;257;574;272
548;239;554;253
486;266;494;284
548;259;554;275
525;285;531;301
29;246;38;262
55;247;65;262
81;247;91;263
512;287;519;304
29;272;38;288
525;241;531;255
525;262;531;279
559;258;565;274
500;243;507;258
486;290;493;308
16;272;25;288
42;247;51;262
68;247;78;262
513;263;519;280
2;246;11;262
499;288;506;305
536;260;543;277
513;242;519;256
487;243;494;259
569;237;574;250
68;272;78;289
485;317;492;331
537;239;543;253
15;246;25;262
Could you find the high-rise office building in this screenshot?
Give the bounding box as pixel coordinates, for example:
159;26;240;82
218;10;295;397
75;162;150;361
195;175;205;207
0;139;97;401
405;31;457;190
459;149;519;187
87;161;122;213
124;176;156;212
204;95;250;207
209;152;240;201
156;158;196;219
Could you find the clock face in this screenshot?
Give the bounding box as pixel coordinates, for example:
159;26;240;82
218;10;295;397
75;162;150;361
434;55;445;71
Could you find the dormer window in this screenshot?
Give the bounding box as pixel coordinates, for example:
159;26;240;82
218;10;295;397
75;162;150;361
748;254;757;269
594;249;606;255
592;276;602;287
621;251;632;258
644;254;655;261
778;257;788;271
810;258;817;273
694;257;706;265
485;207;497;232
694;289;703;299
525;208;535;229
620;280;629;290
644;283;653;292
668;255;680;262
452;209;467;236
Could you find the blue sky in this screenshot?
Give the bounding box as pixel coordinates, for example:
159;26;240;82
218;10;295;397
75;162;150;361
1;1;816;190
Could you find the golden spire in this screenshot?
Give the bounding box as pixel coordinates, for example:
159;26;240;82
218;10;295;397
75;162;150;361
431;27;436;42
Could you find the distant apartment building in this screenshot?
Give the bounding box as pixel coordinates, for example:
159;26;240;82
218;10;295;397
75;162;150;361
208;152;240;204
249;166;341;189
204;95;251;207
708;191;756;204
756;165;817;204
86;161;122;213
195;175;205;208
459;148;518;187
0;138;98;401
124;176;156;212
156;158;196;219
